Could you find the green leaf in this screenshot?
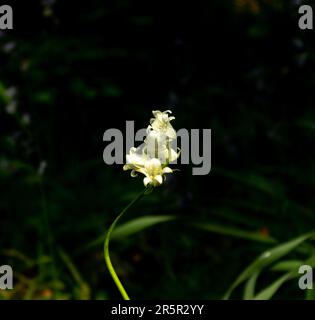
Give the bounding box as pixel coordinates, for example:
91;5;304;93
112;215;176;239
305;253;315;267
224;232;315;299
84;215;176;250
194;222;276;244
253;272;292;300
271;260;303;272
243;271;259;300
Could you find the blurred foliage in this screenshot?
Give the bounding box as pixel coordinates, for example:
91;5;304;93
1;0;315;299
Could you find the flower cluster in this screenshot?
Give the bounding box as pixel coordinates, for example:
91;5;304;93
123;110;180;187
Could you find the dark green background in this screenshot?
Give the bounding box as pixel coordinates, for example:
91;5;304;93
1;0;315;299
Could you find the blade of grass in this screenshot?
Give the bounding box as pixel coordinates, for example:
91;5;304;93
112;215;176;239
253;272;292;300
243;271;259;300
83;215;176;251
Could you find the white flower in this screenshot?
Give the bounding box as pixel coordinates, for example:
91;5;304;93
145;120;180;164
124;149;173;187
123;109;179;187
148;110;176;140
144;130;169;161
123;147;148;177
142;158;173;187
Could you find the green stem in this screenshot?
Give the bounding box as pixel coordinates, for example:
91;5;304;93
104;188;149;300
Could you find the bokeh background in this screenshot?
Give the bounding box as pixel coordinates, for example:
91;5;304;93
1;0;315;299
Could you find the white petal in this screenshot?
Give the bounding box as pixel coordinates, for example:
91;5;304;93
157;149;168;164
126;150;146;167
155;175;163;185
152;110;162;118
138;168;148;176
168;148;180;162
151;121;161;132
145;158;161;172
143;177;152;186
166;127;177;139
162;167;173;174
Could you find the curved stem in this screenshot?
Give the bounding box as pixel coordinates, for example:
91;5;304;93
104;188;148;300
